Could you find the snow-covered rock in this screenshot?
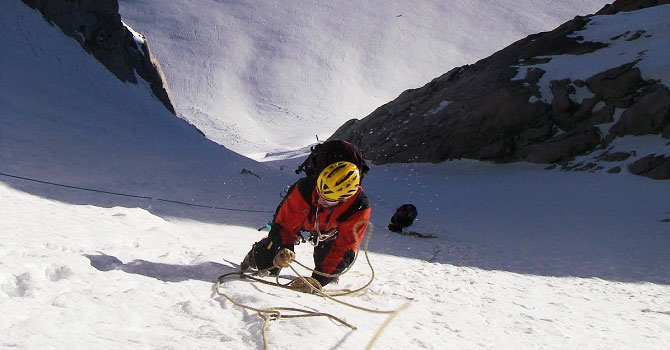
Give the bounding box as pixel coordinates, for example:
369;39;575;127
332;0;670;179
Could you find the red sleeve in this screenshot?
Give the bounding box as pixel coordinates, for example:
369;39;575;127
319;207;371;274
273;185;310;246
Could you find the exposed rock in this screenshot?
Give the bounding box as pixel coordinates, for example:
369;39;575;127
628;154;670;179
591;102;615;125
524;68;546;84
596;151;632;162
607;166;622;173
331;0;670;181
521;127;601;163
20;0;175;114
610;31;632;41
610;83;670;136
331;16;604;165
550;79;579;130
626;30;646;41
574;162;597;171
585;62;643;109
561;161;584;171
596;0;670;15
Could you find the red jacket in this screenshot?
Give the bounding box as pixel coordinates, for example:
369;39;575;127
272;176;371;276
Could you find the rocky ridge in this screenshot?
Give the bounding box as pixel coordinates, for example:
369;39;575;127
331;0;670;180
20;0;175;114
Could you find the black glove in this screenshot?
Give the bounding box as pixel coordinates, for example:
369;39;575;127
240;230;293;275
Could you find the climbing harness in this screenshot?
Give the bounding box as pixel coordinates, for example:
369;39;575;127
308;206;338;246
280;206;339;247
214;221;410;350
307;228;337;246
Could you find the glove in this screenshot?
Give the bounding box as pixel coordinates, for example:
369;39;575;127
273;248;295;268
240;231;293;274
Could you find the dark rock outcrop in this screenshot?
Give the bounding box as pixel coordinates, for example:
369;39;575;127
331;15;604;165
607;166;622;173
21;0;175;114
596;151;632;162
628;154;670;179
331;0;670;180
610;83;670;136
596;0;670;14
521;127;602;164
584;62;644;109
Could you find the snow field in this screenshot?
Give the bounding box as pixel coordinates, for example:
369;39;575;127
2;1;670;349
2;182;669;349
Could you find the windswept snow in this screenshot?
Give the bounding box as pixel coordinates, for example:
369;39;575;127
118;0;611;158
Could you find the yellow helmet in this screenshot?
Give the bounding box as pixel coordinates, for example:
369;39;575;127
317;161;361;202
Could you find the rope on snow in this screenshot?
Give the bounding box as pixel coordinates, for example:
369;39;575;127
214;221;411;350
0;171;274;213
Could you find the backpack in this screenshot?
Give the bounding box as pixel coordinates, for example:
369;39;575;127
388;204;418;232
295;140;370;179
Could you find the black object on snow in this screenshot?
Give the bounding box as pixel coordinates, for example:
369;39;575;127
388;204;418;233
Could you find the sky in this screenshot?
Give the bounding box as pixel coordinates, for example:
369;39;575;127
1;1;670;349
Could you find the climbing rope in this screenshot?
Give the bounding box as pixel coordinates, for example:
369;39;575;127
214;221;411;350
0;171;274;213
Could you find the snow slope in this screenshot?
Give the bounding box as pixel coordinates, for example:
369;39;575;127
118;0;612;158
3;162;670;349
0;0;290;227
2;1;670;349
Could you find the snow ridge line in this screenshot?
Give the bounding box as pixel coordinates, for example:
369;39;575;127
0;171;274;213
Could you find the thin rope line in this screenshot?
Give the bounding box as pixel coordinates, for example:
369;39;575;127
0;172;152;199
214;273;356;350
215;221;411;349
155;198;273;213
0;171;274;214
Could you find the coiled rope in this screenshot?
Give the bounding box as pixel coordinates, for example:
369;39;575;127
214;221;410;350
0;171;274;213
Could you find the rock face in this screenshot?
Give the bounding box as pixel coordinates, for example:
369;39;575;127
596;0;670;14
331;0;670;180
628;154;670;179
21;0;175;114
331;15;606;165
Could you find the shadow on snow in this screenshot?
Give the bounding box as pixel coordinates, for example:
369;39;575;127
84;253;236;284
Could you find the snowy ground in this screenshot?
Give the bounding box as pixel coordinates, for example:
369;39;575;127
2;1;670;349
3;163;670;350
118;0;611;157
